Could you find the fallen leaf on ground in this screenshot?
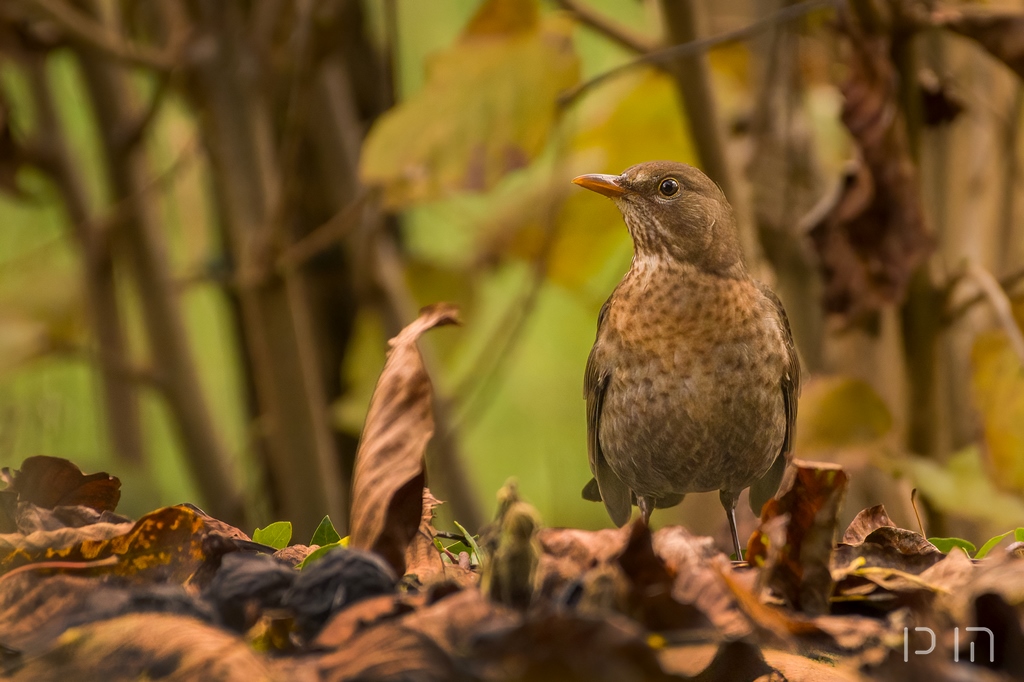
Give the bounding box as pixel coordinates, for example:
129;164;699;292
748;460;848;615
6;612;274;682
0;505;235;583
0;457;120;513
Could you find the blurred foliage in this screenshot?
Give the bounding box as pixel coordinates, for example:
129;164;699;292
0;0;1022;547
969;301;1024;492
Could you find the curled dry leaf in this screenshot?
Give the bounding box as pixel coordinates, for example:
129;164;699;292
748;460;848;615
807;13;931;319
841;504;894;545
349;303;460;576
0;456;120;513
404;488;476;588
832;504;943;580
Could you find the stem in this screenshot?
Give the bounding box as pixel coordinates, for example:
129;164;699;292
25;56;146;466
658;0;763;268
77;26;247;525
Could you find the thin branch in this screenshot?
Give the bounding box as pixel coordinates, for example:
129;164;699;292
559;0;839;106
944;266;1024;323
554;0;659;54
277;188;369;271
116;73;172;152
50;343;164;389
17;0;176;70
966;262;1024;365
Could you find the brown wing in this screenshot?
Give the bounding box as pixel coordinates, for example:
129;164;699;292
584;298;631;526
749;282;801;514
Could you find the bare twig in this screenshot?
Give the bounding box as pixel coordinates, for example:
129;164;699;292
554;0;658;53
965;262;1024;365
659;0;763;269
16;0;176;69
277;189;370;271
117;73;172;151
910;489;926;538
559;0;838;106
944;266;1024;323
26;53;146;465
78;17;248;524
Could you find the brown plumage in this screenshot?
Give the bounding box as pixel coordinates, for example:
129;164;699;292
573;161;800;559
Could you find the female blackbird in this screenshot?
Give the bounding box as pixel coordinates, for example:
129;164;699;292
573;161;800;559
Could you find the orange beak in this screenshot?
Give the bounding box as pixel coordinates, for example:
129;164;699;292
572;173;627;198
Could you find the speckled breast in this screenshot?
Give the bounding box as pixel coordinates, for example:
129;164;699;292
594;266;789;498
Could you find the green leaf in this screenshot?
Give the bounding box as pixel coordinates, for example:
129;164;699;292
360;0;579;207
1016;527;1024;542
453;521;484;567
975;531;1014;559
310;515;342;547
297;538;349;569
927;537;977;555
252;521;292;550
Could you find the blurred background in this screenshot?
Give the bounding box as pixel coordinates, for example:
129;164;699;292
0;0;1022;547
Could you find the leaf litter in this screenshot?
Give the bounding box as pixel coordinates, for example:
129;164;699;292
1;302;1024;681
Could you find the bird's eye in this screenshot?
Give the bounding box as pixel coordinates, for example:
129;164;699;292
659;178;679;197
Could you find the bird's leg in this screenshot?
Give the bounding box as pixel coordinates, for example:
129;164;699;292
637;495;654;526
719;490;744;561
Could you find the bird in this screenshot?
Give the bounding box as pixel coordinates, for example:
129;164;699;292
572;161;800;560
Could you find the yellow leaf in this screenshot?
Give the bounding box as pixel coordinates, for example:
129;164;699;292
796;376;892;452
498;69;699;289
360;0;579;207
971;330;1024;490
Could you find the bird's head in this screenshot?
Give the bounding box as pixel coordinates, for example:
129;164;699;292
572;161;744;275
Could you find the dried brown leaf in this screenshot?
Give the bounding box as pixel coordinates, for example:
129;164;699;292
659;641;774;682
832;525;943;580
6;613;274;682
0;457;120;513
535;527;625;598
748;460;848;615
615;520;710;632
808;17;931;319
314;593;413;649
468;610;675;682
401;587;518;657
404;488;475;587
349;303;460;575
841;505;895;545
314;622;458;682
0;505;222;582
